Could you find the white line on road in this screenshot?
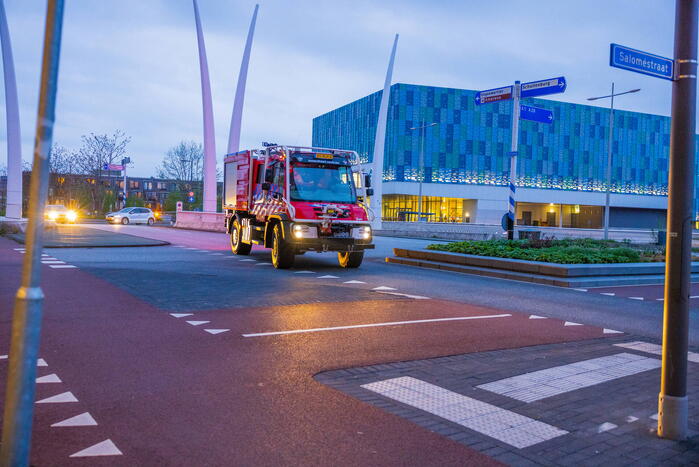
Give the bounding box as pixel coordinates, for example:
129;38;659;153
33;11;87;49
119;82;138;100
691;295;699;299
204;329;229;335
294;271;316;274
242;314;511;337
42;261;65;264
240;259;257;262
186;320;210;326
317;275;339;279
363;376;567;449
629;297;644;300
373;286;396;291
36;374;61;383
69;439;122;458
52;412;98;427
344;280;366;284
170;313;193;318
36;392;78;404
600;292;615;296
49;265;77;269
603;329;623;334
375;291;431;300
573;288;588;292
564;321;582;326
614;341;699;363
529;315;547;319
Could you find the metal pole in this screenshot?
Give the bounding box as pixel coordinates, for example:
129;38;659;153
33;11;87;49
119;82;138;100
507;81;521;240
0;1;64;465
604;83;614;240
658;0;697;441
418;121;424;221
122;160;127;209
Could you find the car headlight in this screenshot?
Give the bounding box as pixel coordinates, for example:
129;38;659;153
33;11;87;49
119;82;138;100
66;210;77;221
352;225;371;240
292;224;318;239
48;211;57;220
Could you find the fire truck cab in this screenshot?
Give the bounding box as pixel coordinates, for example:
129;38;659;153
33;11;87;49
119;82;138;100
222;145;375;269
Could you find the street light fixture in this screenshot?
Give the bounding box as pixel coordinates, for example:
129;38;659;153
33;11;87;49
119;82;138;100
587;84;641;240
409;121;437;221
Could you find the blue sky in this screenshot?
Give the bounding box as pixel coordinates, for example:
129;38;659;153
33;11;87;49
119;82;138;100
0;0;681;176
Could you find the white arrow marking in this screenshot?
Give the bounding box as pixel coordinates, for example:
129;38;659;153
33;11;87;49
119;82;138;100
204;329;230;335
373;286;397;291
529;315;547;319
170;313;193;318
36;392;78;404
344;280;366;284
603;329;623;334
317;275;339;279
564;321;582;326
36;374;61;383
186;321;210;326
52;412;98;427
69;439;122;457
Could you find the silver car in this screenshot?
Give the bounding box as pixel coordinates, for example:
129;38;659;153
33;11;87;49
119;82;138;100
106;207;156;225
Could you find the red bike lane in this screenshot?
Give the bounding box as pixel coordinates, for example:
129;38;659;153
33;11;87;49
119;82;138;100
0;236;614;465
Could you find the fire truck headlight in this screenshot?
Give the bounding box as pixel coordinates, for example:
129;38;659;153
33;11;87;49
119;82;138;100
352;225;371;240
292;224;317;239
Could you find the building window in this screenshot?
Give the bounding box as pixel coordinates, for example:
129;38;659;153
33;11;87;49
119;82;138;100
382;194;466;223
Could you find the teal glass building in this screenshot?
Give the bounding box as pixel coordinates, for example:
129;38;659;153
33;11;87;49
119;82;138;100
312;83;695;228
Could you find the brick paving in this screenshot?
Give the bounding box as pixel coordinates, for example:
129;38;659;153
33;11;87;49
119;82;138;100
316;336;699;465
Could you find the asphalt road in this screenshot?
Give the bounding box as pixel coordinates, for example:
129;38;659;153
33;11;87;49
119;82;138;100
0;225;696;465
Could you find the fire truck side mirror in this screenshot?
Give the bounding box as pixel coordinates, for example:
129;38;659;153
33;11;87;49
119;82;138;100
366;188;374;197
364;174;372;188
261;182;271;192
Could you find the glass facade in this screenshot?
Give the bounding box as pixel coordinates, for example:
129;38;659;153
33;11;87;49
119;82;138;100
312;83;699;212
382;195;469;222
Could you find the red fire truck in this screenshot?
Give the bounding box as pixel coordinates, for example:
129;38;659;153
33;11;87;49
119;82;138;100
222;145;375;269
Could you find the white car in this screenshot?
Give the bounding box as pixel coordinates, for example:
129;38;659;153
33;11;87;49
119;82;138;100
106;207;156;225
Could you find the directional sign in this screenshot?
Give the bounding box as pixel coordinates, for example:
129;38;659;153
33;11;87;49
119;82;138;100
609;43;673;80
102;163;124;171
520;77;567;98
520;104;554;124
474;85;513;105
187;196;195;203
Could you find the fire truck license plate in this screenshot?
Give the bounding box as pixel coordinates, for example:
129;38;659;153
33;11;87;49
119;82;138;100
333;232;350;238
315;153;333;160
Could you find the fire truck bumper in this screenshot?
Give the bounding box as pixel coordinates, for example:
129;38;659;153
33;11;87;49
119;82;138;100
289;237;374;252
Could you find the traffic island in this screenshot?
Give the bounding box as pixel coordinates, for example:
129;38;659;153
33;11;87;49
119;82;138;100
4;224;169;248
387;247;699;287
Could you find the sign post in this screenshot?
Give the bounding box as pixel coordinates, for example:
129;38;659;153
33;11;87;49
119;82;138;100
475;76;566;240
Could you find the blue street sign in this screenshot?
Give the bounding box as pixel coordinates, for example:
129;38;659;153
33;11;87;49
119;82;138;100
102;163;108;170
520;77;567;98
609;43;673;80
474;85;513;105
187;196;195;203
520;104;554;124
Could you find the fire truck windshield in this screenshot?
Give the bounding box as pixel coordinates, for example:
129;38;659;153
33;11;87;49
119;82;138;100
290;165;356;203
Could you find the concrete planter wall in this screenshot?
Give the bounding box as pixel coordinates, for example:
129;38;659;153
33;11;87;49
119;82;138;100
174;211;226;233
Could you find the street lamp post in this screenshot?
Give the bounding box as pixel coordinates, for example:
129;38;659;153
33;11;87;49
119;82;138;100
587;84;640;240
409;121;437;222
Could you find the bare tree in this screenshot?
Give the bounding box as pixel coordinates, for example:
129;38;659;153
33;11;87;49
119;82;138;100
72;130;131;212
156;141;204;191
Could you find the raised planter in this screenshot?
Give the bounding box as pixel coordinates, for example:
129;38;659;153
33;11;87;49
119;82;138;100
387;248;699;287
174;211;226;233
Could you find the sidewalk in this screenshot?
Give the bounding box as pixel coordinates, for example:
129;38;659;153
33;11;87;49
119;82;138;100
317;335;699;466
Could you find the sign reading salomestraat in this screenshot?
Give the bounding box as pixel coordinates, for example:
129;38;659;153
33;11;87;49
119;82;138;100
520;77;567;98
609;43;674;80
474;85;513;105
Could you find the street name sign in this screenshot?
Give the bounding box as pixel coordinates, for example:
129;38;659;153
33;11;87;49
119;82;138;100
474;85;513;105
609;43;673;80
520;77;567;98
520;104;553;124
102;163;124;171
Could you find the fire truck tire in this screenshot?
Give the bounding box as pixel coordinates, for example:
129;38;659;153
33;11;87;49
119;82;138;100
230;219;252;255
272;224;294;269
338;251;364;268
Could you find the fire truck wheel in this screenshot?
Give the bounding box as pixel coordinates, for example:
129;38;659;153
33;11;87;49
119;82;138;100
230;219;252;255
272;224;294;269
338;251;364;268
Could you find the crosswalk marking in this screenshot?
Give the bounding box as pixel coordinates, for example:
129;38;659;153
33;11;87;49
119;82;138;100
69;439;122;457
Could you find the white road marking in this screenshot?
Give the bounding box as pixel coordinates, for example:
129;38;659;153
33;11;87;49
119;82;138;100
373;286;396;291
209;253;224;256
294;270;316;274
37;358;48;367
69;439;122;457
317;275;339;279
573;288;588;292
626;416;639;423
650;413;659;420
243;314;512;338
564;321;582;326
344;280;366;284
375;291;430;300
478;353;661;403
170;313;193;318
614;341;699;363
13;248;24;250
601;292;615;296
41;253;49;256
255;262;273;266
185;247;198;250
36;374;61;383
36;392;78;404
603;329;623;334
240;259;257;262
186;320;210;326
656;298;664;301
0;355;7;360
690;296;699;299
629;297;644;300
52;412;98;427
42;261;65;264
172;245;186;248
204;329;229;335
528;315;547;319
597;422;617;433
363;376;567;449
49;265;77;269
